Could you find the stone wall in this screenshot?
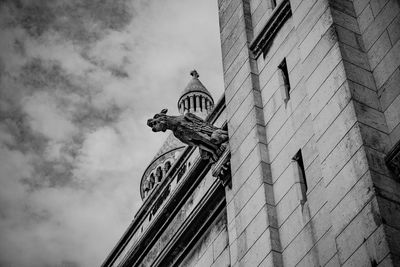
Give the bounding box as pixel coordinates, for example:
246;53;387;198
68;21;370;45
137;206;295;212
181;210;230;267
218;0;400;266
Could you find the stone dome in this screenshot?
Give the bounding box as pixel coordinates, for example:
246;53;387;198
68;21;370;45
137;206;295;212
140;134;186;200
179;70;212;98
177;70;214;119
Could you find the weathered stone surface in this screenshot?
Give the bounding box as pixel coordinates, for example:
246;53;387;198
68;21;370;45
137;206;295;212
269;118;313;181
363;0;400;50
385;94;400;132
223;34;248;73
213;229;229;261
368;31;392;70
326;148;369;210
349;81;380;110
224;46;250;88
228;90;263;137
344;60;376;90
340;42;370;70
342;224;389;267
267;98;309;160
251;0;272;30
331;171;375;238
309;63;347;118
258;22;297;87
238;226;280;266
329;0;356;17
331;8;360;34
300;8;334;59
219;0;242;36
358;4;374;33
379;68;400;111
373;37;400;89
306;43;342;98
388;13;400;44
336;24;364;51
353;101;388;132
281;206;331;266
318;102;358;162
313;82;352;140
370;0;390;17
229;106;264;150
296;228;337;267
211;248;230;267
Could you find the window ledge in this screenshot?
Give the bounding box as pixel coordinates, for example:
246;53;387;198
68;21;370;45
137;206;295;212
249;0;292;59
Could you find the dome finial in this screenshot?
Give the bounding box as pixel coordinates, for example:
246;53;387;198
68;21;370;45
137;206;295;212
190;70;199;79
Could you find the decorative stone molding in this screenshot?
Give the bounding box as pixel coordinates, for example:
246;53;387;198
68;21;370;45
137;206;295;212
249;0;292;59
386;141;400;178
151;184;171;216
211;144;231;188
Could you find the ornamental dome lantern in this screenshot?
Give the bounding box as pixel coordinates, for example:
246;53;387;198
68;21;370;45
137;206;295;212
177;70;214;119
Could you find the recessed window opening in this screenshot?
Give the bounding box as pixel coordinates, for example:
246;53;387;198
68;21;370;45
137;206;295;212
164;161;171;173
293;149;308;204
156;167;162;183
278;58;291;104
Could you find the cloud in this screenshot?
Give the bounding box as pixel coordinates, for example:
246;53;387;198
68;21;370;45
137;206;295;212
0;0;223;266
1;0;133;41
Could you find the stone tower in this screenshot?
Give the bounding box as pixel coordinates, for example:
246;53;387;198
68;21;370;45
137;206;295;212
218;0;400;266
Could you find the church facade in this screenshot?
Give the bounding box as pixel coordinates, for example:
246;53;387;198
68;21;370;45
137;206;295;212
102;0;400;266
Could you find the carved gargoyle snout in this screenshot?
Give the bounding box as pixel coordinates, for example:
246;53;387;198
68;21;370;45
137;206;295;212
147;109;169;132
147;118;167;132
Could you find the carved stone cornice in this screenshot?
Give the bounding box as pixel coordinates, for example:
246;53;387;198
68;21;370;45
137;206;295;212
212;144;231;188
386;141;400;178
249;0;292;59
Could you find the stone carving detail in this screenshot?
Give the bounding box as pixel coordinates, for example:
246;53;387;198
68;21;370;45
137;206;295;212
147;109;228;161
211;144;231;188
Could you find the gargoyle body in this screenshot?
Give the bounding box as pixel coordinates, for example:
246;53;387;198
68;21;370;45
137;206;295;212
147;109;228;161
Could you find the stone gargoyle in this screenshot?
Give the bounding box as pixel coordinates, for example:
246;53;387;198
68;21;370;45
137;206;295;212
147;109;228;161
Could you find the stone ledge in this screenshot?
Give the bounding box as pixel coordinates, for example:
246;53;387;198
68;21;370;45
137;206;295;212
249;0;292;59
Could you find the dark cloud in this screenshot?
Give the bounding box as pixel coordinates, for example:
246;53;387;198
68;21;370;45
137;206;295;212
108;65;130;78
1;0;133;43
20;58;80;93
13;38;26;55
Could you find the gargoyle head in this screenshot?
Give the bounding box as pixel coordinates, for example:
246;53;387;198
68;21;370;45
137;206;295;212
147;109;169;132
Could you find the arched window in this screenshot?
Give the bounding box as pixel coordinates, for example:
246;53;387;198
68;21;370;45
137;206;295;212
156;167;162;183
149;173;155;188
143;179;150;193
164;161;172;174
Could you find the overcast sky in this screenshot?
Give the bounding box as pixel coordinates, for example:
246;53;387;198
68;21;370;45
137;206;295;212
0;0;224;266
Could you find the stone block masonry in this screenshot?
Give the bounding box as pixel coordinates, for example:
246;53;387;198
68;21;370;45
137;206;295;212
218;0;400;266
